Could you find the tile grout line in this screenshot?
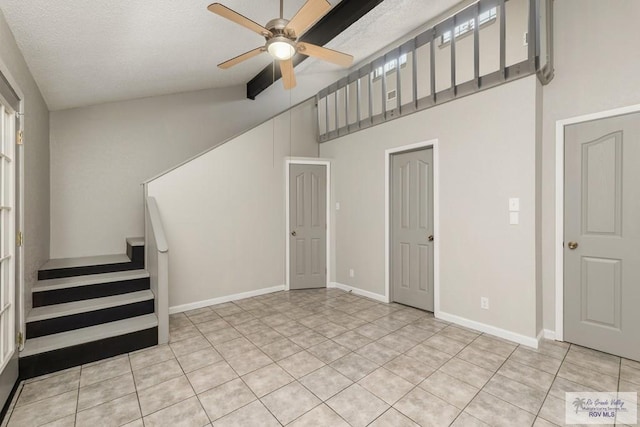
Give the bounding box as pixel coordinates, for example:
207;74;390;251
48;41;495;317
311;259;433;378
531;342;571;426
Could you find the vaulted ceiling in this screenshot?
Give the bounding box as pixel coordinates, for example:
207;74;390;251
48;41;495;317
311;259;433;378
0;0;461;110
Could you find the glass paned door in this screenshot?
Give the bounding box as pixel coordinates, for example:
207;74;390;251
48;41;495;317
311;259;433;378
0;102;15;374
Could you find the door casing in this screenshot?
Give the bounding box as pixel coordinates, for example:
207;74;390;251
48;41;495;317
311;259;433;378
285;158;331;290
555;103;640;342
385;139;440;313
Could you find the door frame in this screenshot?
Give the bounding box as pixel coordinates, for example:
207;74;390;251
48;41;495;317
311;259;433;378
0;57;25;352
385;139;440;313
285;158;331;291
555;103;640;342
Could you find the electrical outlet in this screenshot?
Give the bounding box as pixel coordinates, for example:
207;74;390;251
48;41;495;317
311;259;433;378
481;297;489;310
349;269;355;278
523;32;528;46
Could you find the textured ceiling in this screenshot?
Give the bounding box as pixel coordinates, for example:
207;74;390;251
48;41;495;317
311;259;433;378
0;0;462;110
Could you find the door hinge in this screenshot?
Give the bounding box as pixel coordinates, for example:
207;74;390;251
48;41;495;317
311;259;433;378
17;332;23;346
16;130;23;145
16;231;23;247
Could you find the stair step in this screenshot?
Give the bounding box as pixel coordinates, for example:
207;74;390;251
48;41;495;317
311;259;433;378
32;270;150;307
126;237;144;247
34;270;150;293
26;290;155;338
21;314;158;358
41;254;131;271
28;290;154;322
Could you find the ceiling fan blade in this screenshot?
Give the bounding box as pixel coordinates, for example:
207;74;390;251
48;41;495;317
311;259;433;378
218;47;265;69
208;3;273;38
285;0;331;38
297;43;353;68
280;59;297;89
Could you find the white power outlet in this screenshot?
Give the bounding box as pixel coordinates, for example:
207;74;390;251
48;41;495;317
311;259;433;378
349;269;355;278
523;32;528;46
481;297;490;310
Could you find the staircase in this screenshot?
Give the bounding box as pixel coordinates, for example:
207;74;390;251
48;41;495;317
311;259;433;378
20;238;158;379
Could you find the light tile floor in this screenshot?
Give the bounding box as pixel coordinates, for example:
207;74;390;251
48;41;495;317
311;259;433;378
4;289;640;426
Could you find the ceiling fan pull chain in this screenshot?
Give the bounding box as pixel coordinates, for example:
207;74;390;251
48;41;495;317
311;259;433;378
280;0;284;19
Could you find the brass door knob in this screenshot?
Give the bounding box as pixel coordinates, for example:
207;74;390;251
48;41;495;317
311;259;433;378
428;235;434;242
568;241;578;250
291;231;297;236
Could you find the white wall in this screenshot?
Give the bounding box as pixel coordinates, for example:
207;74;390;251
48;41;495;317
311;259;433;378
321;75;539;340
0;6;50;405
146;99;318;310
49;73;341;259
540;0;640;333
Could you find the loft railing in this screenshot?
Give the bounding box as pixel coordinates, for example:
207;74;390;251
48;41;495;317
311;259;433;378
145;196;169;344
316;0;553;142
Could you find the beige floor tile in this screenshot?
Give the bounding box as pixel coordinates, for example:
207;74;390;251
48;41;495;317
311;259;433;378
469;335;518;358
440;358;494;389
214;337;257;359
203;327;241;346
288;329;328;349
198;378;256;421
332;330;373;351
143;396;209;427
77;372;136;411
376;333;419;353
169;335;212;357
76;393;141;427
40;414;76;427
260;338;303;361
133;358;183;390
212;400;279;427
278;350;325;378
457;345;508;371
330;353;379;382
226;347;273;376
80;355;131;388
299;365;353;401
186;360;237;394
356;342;401;365
261;381;321;425
17;369;80;407
384;354;435;385
422;334;467;356
8;390;78;427
244;328;284;347
176;347;223;373
359;368;414;405
557;360;619;391
499;359;556;392
196;318;233;335
465;391;536;427
354;323;393;340
621;364;640;386
565;346;620;378
307;340;351;363
369;408;419;426
437;326;480;344
137;375;195;416
509;347;563;375
394;387;460;427
482;373;547;414
450;412;490;426
241;363;294;397
405;343;453;369
537;395;566;426
419;370;479;409
169;325;202;343
327;384;389;427
288;403;350;427
129;345;175;371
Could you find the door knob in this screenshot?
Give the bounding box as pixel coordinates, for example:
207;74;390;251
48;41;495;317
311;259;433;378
568;241;578;250
428;235;434;242
291;231;297;236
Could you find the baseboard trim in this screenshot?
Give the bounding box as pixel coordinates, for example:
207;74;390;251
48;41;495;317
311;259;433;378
436;310;539;349
328;282;388;303
543;329;556;340
169;285;285;314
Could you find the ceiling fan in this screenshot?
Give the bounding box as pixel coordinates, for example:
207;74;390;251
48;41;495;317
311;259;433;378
208;0;354;89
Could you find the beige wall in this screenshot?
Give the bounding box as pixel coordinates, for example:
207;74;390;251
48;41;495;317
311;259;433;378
321;75;539;339
49;74;341;259
0;10;50;314
0;7;50;405
541;0;640;332
146;99;318;310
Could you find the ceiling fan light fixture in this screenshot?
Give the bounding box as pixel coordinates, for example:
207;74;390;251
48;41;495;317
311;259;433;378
267;37;296;61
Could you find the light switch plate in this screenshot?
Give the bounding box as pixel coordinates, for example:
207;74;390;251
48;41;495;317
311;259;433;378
509;198;520;212
509;212;519;225
336;202;341;211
